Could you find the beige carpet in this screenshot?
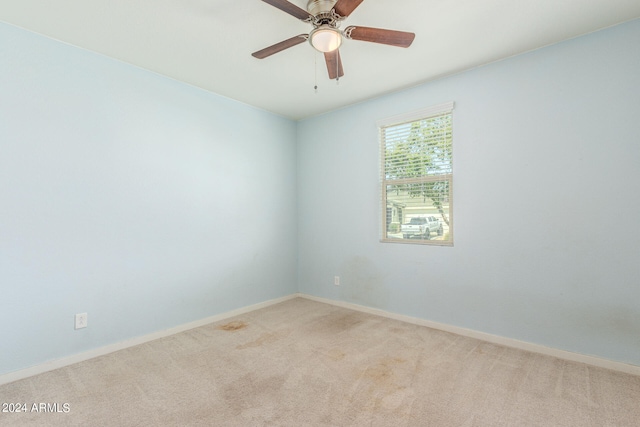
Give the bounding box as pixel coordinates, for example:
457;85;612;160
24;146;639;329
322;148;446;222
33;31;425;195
1;297;639;426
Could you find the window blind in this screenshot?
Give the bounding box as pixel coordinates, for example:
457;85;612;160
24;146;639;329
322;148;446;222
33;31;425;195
380;103;454;245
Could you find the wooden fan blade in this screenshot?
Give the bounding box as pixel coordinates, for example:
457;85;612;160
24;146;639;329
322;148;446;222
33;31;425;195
252;35;308;59
344;26;415;48
333;0;365;18
261;0;312;21
324;49;344;80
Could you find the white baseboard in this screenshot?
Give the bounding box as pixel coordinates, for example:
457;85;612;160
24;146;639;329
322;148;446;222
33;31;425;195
0;294;298;386
3;292;638;386
298;293;640;377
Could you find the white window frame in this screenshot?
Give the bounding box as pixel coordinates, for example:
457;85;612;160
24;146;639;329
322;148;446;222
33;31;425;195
378;101;454;246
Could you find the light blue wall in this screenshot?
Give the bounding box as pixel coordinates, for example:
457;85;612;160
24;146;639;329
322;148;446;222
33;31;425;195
2;18;639;376
297;19;640;365
0;23;297;375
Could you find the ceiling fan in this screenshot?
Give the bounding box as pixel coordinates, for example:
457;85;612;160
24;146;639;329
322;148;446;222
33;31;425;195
251;0;416;80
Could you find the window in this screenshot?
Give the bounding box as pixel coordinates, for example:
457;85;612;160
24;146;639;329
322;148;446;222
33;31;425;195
379;102;454;245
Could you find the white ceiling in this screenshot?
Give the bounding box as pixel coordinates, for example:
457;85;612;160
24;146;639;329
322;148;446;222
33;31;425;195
2;0;640;120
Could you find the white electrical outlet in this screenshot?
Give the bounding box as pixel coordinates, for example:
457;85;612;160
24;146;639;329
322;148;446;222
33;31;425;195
334;276;340;286
75;313;88;330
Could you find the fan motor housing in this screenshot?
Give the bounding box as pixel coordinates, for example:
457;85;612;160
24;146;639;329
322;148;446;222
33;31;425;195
307;0;337;16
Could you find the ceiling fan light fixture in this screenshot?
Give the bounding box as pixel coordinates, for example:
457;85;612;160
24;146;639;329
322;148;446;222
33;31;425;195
252;0;416;80
309;25;342;52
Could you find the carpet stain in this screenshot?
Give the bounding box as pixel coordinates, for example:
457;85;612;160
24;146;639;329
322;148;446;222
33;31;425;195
353;357;413;418
321;312;364;333
327;349;346;361
217;321;248;331
365;358;406;385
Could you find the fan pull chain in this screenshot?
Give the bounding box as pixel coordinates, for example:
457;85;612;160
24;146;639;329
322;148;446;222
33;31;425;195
314;52;318;94
336;51;339;85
